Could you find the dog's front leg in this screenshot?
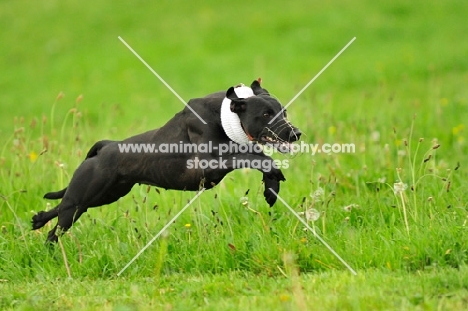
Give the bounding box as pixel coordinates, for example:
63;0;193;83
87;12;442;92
262;173;283;207
222;153;285;206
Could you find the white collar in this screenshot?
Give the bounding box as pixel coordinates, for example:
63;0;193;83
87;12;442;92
220;85;255;145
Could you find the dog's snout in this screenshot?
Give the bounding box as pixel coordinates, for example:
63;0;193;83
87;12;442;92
290;128;301;142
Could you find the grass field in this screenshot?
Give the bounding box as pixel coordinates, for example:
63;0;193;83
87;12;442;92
1;0;468;310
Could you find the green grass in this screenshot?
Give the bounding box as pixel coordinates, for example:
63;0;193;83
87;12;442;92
1;0;468;310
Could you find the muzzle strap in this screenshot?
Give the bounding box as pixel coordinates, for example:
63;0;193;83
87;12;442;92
220;85;255;145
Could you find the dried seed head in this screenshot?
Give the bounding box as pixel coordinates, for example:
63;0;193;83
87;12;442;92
393;181;408;194
298;208;320;222
370;131;380;142
240;196;249;206
344;204;359;212
424;154;432;163
310;187;324;202
30;118;37;129
42;135;49;150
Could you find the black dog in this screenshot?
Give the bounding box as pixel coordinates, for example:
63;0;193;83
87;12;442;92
32;79;301;243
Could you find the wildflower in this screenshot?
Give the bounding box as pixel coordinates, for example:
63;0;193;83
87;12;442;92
29;151;38;162
184;223;191;229
279;294;291;302
393;181;408;194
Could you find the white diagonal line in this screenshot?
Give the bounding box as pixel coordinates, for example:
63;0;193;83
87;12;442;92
117;188;205;276
269;37;356;124
269;188;357;275
118;36;207;124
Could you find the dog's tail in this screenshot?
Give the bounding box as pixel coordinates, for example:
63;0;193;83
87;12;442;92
43;140;114;200
44;188;67;200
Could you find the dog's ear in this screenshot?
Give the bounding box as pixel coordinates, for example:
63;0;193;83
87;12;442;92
230;99;247;113
226;87;237;100
251;79;269;95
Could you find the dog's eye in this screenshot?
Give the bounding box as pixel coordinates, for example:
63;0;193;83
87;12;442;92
263;112;270;118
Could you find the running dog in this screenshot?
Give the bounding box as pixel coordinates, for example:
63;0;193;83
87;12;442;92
32;79;301;242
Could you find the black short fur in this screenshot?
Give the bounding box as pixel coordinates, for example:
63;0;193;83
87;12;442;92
32;80;301;243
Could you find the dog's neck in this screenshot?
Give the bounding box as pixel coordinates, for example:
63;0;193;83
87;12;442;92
220;85;255;145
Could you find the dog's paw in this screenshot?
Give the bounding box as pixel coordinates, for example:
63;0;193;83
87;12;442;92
32;212;48;230
264;167;285;182
263;175;281;206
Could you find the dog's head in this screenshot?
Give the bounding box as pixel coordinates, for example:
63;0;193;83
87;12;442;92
224;79;301;152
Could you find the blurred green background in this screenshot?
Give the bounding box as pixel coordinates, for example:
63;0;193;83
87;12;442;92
1;2;468;307
1;0;467;139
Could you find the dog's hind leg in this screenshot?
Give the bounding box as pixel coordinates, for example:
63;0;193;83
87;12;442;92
41;141;113;202
45;184;133;243
45;201;87;243
42;157;134;243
